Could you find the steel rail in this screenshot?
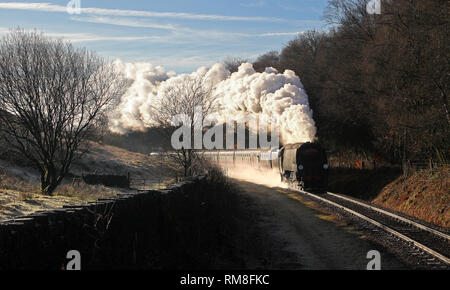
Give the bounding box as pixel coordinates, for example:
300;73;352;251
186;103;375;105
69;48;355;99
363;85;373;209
326;191;450;242
293;188;450;265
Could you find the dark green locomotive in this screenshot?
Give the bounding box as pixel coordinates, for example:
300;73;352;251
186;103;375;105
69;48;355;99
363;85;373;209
279;142;328;193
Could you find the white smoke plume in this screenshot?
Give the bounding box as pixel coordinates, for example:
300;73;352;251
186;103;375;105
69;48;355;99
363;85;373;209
109;61;316;144
109;60;176;133
214;63;316;143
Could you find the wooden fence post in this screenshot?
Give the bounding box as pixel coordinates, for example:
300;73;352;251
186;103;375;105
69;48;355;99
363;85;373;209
402;160;408;178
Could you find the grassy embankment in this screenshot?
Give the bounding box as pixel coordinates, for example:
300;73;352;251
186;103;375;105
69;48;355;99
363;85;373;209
328;166;449;228
0;142;174;221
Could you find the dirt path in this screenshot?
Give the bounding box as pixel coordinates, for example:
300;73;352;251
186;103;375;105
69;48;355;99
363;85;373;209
233;179;408;270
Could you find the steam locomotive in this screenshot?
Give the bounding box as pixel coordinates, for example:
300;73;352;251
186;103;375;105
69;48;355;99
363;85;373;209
201;142;328;193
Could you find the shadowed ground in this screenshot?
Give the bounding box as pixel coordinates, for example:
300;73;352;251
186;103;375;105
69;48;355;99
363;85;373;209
232;179;408;270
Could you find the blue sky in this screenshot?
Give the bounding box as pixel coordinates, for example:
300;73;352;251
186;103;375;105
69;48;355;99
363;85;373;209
0;0;329;72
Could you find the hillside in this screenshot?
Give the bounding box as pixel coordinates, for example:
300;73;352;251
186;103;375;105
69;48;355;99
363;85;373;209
373;167;449;228
70;142;174;181
0;142;175;222
328;166;449;229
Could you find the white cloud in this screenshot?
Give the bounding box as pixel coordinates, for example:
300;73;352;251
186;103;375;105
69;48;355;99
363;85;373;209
0;24;304;46
70;16;304;40
259;32;303;37
70;16;178;30
46;32;161;43
0;27;161;42
0;27;10;34
0;2;283;22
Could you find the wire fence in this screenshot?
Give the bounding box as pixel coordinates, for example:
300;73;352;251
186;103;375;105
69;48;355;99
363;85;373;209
328;158;385;169
402;159;445;177
327;153;447;177
129;175;165;190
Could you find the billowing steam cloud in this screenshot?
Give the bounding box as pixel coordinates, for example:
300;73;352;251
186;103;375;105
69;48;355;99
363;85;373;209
214;63;316;143
109;60;175;133
109;60;316;144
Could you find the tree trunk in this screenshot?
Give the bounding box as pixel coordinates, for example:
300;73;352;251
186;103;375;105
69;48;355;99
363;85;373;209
40;166;60;195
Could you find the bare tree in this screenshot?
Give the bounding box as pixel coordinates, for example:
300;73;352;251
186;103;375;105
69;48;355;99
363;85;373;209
227;0;448;162
252;51;281;72
149;74;218;177
324;0;376;40
0;30;127;195
223;57;249;73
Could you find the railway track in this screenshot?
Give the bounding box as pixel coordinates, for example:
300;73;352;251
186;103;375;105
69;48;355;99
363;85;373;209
289;186;450;269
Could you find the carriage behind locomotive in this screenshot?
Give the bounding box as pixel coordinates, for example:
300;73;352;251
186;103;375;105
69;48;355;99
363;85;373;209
201;142;329;193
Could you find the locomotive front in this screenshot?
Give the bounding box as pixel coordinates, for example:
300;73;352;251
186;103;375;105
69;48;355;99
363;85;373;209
279;142;328;193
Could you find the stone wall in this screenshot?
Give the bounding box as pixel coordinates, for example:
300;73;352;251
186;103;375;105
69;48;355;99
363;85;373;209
0;175;206;269
82;173;130;188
